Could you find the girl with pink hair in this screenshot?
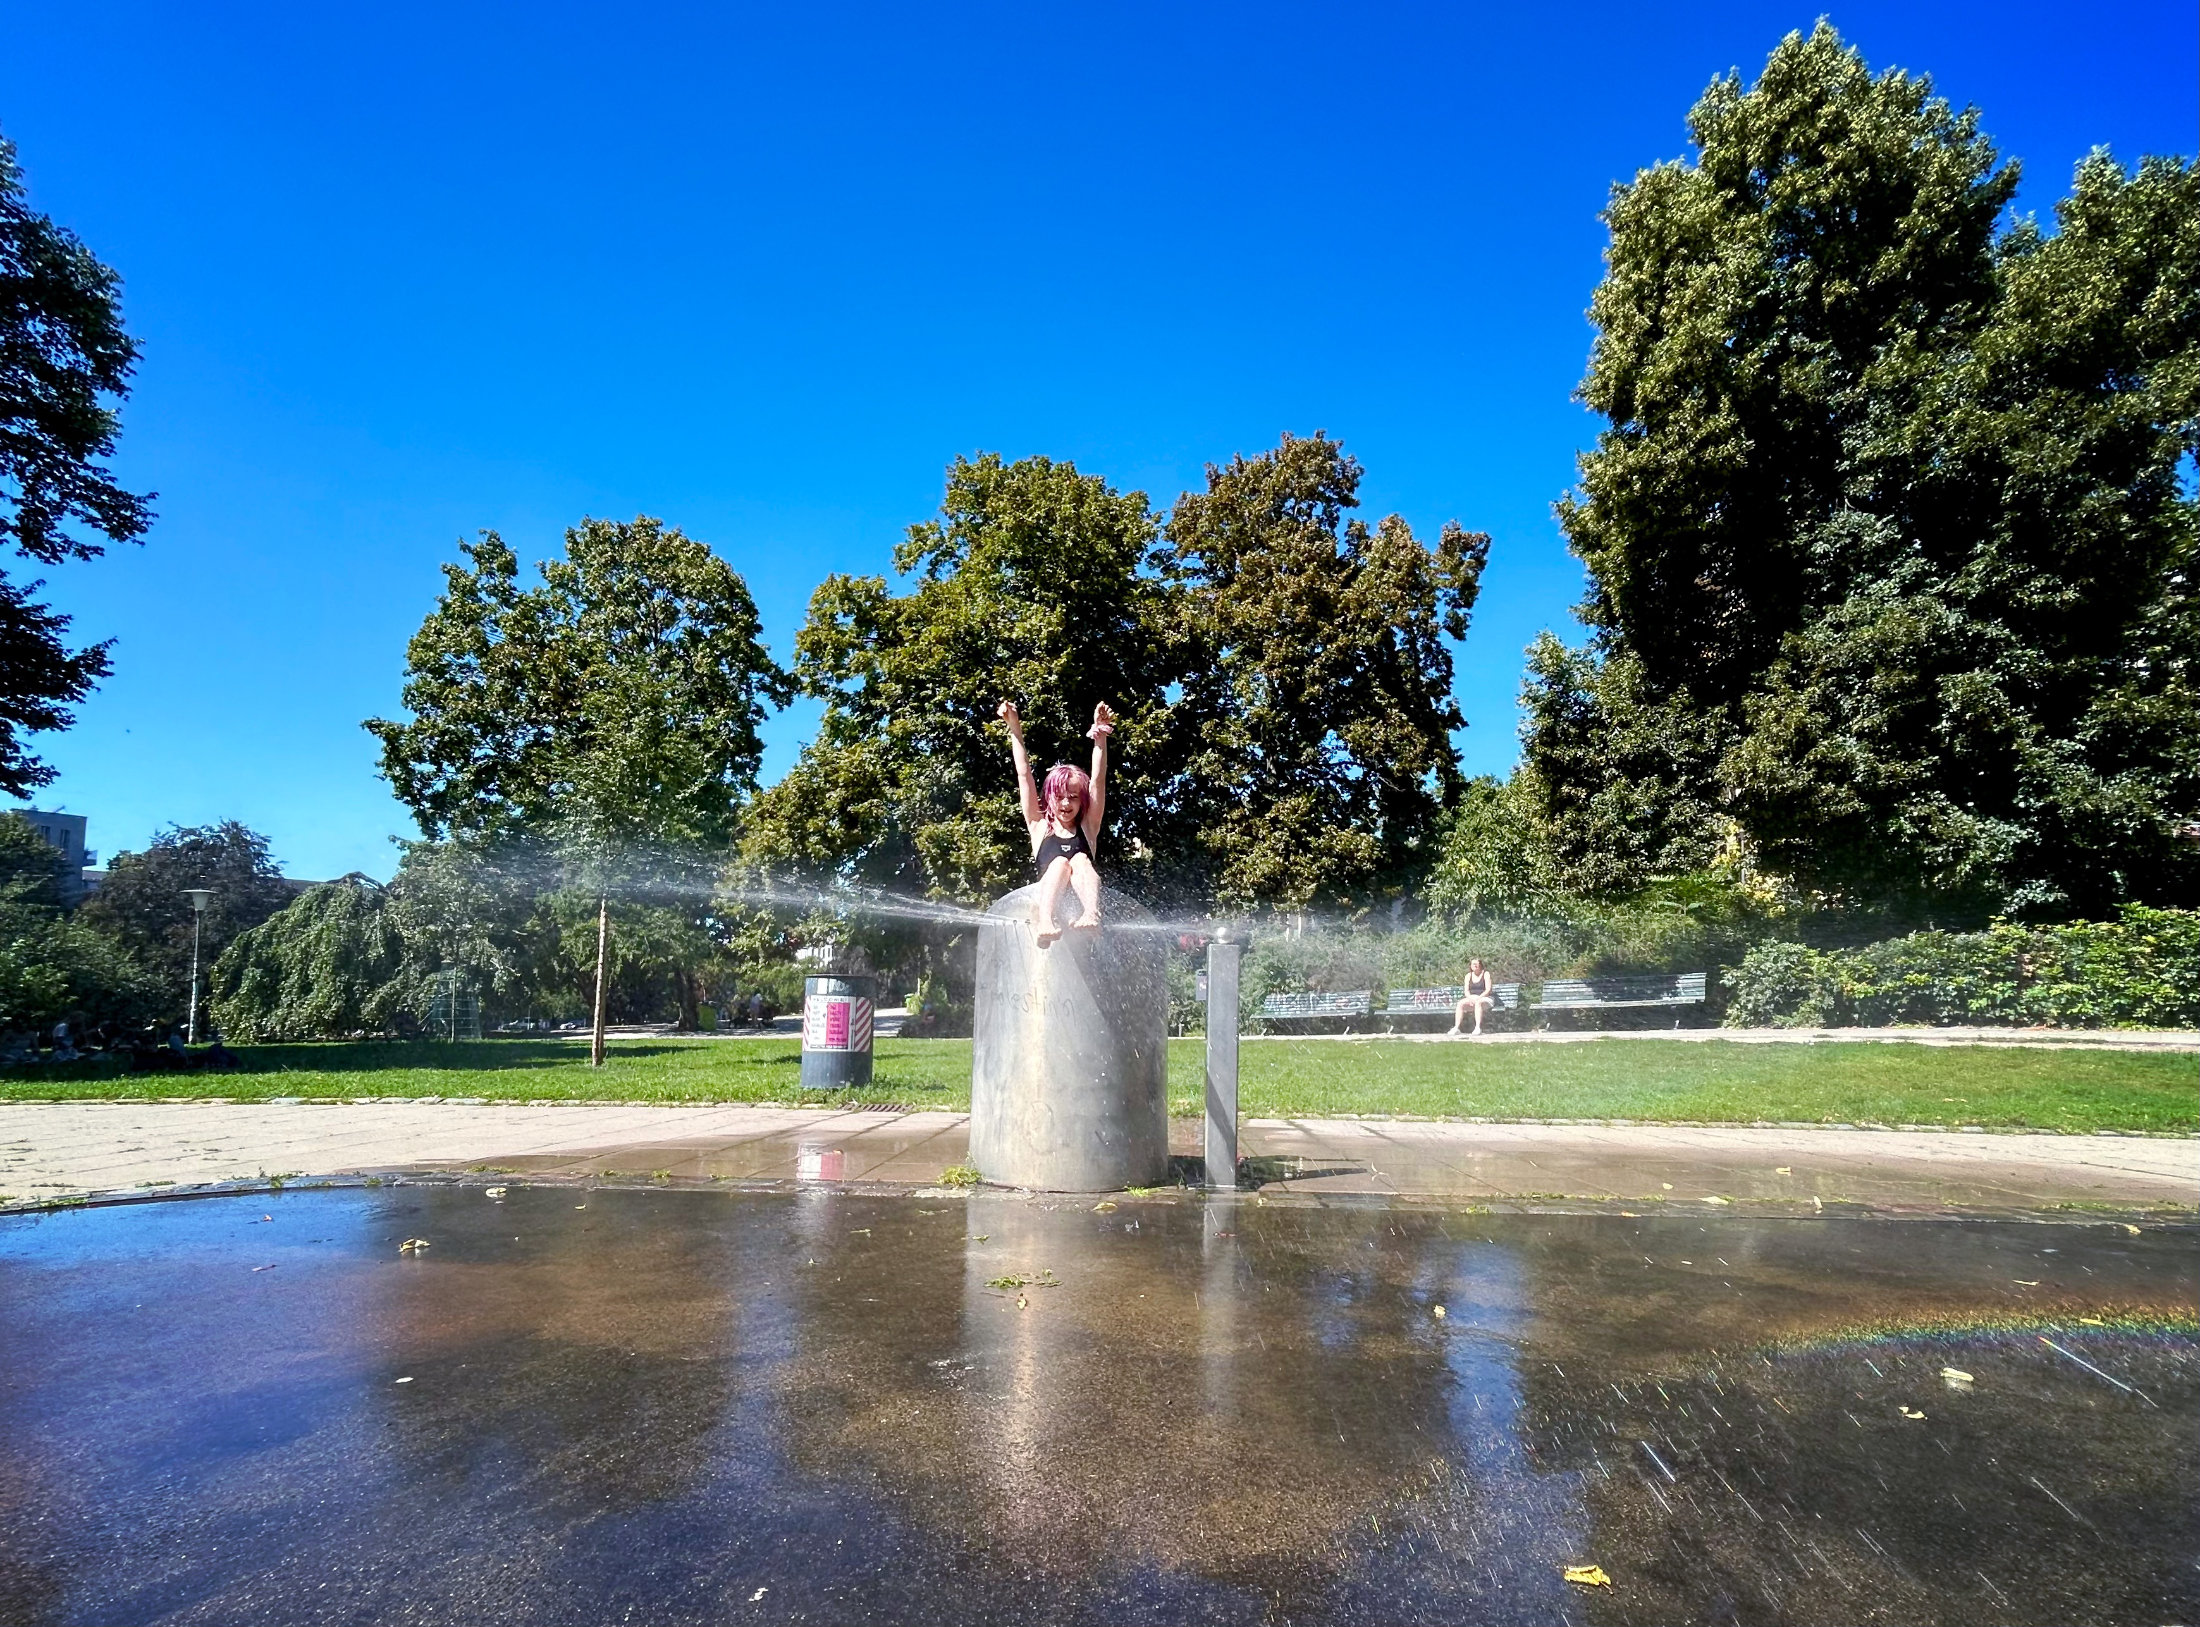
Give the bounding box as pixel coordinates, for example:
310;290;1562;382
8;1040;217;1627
997;699;1115;946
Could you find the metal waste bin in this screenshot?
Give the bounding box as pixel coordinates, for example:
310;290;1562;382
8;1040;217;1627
800;972;876;1090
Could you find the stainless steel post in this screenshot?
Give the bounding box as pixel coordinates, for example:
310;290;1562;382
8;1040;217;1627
969;884;1168;1191
1203;936;1241;1189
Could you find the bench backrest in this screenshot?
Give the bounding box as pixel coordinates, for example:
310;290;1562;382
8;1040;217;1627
1258;990;1374;1019
1385;984;1522;1013
1535;972;1708;1008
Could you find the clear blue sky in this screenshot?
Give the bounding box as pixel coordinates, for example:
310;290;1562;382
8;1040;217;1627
4;1;2192;881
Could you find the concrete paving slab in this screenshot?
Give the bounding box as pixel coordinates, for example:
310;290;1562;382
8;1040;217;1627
1;1102;2190;1211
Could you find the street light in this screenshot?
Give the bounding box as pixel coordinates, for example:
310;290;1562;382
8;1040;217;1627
183;889;215;1044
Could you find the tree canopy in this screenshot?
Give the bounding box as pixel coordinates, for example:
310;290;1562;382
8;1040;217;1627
1164;434;1487;908
1520;24;2200;917
0;130;154;796
744;453;1176;904
76;822;297;1018
366;517;789;857
745;441;1488;914
208;877;413;1041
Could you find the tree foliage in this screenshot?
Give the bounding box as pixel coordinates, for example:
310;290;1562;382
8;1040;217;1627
76;822;296;1017
0;130;154;795
366;517;789;855
0;815;157;1030
745;453;1177;903
1164;434;1487;907
748;440;1487;915
1524;24;2200;917
207;877;414;1041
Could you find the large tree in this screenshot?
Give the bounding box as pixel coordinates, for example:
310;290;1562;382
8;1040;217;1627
1163;434;1487;909
744;453;1178;904
367;518;787;1030
751;439;1490;918
1524;25;2199;916
76;822;296;1020
0;131;154;795
207;877;413;1041
367;517;787;852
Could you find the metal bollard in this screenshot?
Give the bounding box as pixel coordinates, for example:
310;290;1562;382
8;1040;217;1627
1204;935;1241;1189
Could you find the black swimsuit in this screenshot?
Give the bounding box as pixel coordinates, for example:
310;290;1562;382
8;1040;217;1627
1034;824;1092;876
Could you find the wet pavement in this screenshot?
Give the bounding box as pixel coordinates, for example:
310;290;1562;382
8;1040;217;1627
1;1187;2192;1625
3;1102;2193;1211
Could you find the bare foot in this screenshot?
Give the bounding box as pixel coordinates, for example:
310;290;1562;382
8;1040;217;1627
1032;914;1062;948
1069;912;1101;933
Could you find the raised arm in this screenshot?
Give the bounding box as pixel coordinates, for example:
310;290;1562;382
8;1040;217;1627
998;701;1043;827
1082;702;1115;845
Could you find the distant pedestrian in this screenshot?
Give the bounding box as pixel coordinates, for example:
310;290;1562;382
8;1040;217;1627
1447;959;1495;1037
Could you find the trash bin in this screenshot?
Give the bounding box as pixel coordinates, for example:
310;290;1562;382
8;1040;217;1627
800;972;875;1090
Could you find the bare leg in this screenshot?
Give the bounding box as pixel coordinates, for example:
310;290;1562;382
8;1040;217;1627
1033;857;1071;947
1066;854;1102;929
1447;998;1468;1036
1470;997;1487;1037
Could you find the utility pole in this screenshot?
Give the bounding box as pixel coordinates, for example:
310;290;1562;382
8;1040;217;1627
590;895;610;1068
183;889;215;1043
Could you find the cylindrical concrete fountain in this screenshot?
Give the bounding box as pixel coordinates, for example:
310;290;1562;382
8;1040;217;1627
969;883;1169;1191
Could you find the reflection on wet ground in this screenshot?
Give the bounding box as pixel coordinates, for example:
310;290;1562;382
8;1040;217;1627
0;1190;2191;1625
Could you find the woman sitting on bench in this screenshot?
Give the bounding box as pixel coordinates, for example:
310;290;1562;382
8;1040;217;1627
1447;959;1494;1037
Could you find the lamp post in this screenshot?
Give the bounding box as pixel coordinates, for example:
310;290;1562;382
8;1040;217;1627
182;889;215;1043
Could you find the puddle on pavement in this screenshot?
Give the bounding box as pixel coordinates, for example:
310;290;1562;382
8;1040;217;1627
0;1189;2191;1626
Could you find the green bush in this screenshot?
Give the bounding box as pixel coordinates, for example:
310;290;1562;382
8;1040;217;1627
1723;907;2200;1029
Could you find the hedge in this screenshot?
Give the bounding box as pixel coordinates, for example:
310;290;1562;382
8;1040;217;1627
1723;906;2200;1030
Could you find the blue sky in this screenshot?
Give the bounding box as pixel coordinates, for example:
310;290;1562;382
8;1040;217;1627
4;1;2193;881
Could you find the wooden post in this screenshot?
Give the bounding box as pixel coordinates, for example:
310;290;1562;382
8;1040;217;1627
590;895;610;1068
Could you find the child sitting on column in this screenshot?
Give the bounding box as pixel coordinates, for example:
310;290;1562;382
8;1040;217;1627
998;699;1114;947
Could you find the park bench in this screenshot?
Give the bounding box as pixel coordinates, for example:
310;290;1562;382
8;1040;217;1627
1384;984;1523;1028
1258;990;1374;1031
1531;972;1708;1027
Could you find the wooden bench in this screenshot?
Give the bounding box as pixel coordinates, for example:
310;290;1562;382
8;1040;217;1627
1531;972;1708;1026
1385;984;1523;1022
1259;991;1374;1030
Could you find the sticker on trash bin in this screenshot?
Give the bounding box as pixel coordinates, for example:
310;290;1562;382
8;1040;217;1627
803;994;873;1052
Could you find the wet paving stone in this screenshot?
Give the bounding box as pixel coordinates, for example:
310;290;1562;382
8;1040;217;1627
0;1188;2192;1625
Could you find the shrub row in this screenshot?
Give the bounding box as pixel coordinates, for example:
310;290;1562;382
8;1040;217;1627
1722;907;2200;1030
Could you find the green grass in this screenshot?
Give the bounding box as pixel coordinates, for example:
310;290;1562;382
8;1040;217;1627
0;1034;2191;1133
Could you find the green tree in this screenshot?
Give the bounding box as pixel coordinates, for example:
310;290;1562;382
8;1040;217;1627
367;517;788;851
1525;25;2199;915
76;822;296;1018
0;815;158;1032
745;453;1177;903
0;131;155;796
207;877;414;1041
367;518;788;1032
1163;433;1487;909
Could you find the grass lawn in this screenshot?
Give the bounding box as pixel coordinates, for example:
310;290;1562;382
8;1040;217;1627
2;1034;2192;1133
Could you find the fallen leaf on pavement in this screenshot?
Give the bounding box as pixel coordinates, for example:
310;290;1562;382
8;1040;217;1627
1562;1565;1611;1587
1432;1305;1446;1319
1899;1406;1926;1419
1093;1201;1117;1213
1701;1195;1731;1205
398;1238;430;1255
1941;1367;1974;1388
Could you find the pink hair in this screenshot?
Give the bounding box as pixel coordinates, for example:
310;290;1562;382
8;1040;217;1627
1042;763;1090;821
